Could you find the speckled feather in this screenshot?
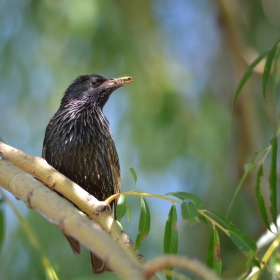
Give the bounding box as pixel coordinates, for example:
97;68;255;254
42;75;121;206
42;74;131;274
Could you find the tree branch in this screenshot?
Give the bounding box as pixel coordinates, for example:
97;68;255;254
144;255;221;280
0;141;147;270
0;157;146;280
0;141;220;279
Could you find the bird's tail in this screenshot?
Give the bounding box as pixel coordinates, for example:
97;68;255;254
63;232;112;274
90;251;112;274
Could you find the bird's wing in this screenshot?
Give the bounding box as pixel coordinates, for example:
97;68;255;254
108;140;121;218
42;119;56;159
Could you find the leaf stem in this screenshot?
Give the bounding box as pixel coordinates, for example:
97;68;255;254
106;191;182;205
200;210;230;236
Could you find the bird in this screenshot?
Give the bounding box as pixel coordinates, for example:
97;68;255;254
42;74;133;274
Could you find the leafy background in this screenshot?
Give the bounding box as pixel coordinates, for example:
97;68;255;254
0;0;279;279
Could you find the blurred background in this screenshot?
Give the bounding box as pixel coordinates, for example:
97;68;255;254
0;0;279;279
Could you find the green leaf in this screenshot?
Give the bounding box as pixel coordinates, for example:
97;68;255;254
117;194;129;221
251;258;261;269
135;197;150;250
164;205;178;255
129;167;137;184
255;165;271;230
206;228;222;276
244;162;258;173
166;192;203;207
269;136;278;227
245;259;253;278
116;220;123;230
272;47;280;115
263;39;280;100
206;210;233;230
0;197;5;252
181;202;199;225
206;210;257;257
126;201;131;222
199;213;210;226
233;51;269;105
181;202;189;222
227;161;258;216
228;228;257;258
164;205;178;280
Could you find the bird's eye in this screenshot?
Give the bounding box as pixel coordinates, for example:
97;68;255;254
90;80;101;87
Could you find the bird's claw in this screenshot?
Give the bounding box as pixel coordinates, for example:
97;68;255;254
92;201;111;216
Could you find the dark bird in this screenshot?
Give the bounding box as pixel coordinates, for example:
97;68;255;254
42;74;133;273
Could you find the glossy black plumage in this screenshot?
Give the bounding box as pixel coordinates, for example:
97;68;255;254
42;74;133;273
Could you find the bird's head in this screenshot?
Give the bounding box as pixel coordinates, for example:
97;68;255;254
61;74;133;109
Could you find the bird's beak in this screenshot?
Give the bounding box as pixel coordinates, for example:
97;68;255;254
103;76;134;88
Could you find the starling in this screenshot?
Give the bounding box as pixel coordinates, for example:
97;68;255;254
42;74;133;273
